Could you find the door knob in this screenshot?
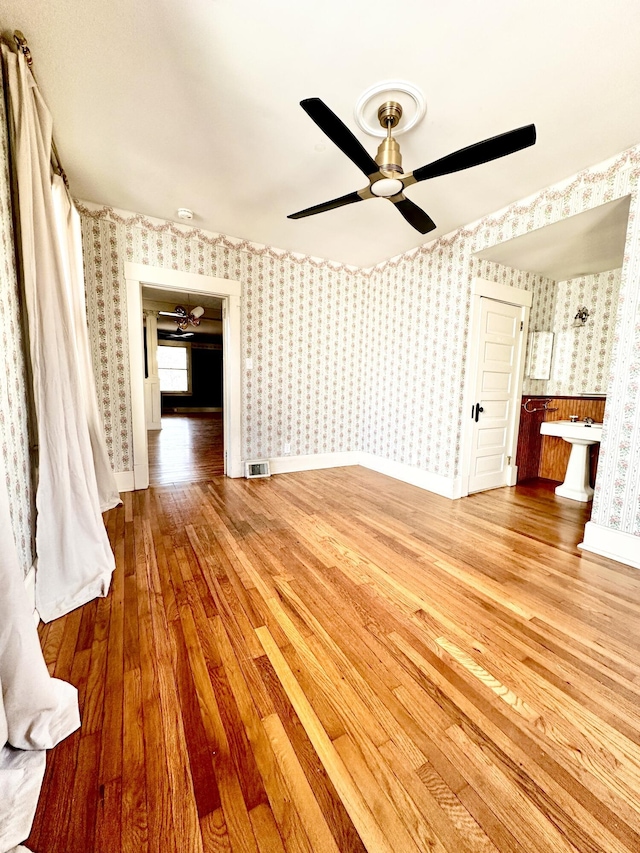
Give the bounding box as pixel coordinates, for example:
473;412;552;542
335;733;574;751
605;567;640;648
474;403;484;422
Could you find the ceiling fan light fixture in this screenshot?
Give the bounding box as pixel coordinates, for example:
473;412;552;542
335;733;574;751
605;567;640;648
288;98;535;236
370;178;404;198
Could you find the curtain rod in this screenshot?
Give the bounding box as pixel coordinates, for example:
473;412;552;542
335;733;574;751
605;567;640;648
13;31;32;67
11;30;69;188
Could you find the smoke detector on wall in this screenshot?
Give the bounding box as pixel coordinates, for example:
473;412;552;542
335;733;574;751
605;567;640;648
177;208;194;220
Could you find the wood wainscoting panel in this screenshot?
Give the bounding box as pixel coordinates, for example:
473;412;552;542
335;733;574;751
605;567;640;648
515;402;546;482
539;398;606;483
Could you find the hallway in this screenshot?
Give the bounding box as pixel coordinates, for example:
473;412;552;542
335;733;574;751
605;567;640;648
29;469;640;852
147;413;224;485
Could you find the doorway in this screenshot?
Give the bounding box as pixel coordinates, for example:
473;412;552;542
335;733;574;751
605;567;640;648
124;263;242;489
142;285;225;485
460;278;531;496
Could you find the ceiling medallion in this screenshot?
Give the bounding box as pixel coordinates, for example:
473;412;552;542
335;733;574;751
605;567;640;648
354;80;426;138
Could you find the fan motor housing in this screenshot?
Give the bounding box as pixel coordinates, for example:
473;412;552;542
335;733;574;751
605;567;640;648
377;100;402;129
376;101;404;176
376;136;403;175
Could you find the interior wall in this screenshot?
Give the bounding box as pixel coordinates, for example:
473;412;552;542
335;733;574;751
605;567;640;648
364;147;640;538
548;269;621;396
79;207;367;471
523;276;559;396
523;268;621;396
162;344;223;410
78;145;640;542
361;256;552;479
0;66;35;578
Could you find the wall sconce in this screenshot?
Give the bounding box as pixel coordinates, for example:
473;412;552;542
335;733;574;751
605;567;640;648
573;306;590;326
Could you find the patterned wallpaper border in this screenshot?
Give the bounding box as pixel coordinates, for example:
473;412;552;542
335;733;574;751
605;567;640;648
78;141;639;278
75;202;363;276
374;147;640;273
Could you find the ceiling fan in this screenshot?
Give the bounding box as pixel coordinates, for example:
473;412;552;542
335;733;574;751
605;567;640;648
157;305;205;330
288;98;536;234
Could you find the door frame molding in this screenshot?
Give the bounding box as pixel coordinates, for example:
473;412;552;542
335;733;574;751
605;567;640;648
143;309;162;430
124;262;242;489
459;278;532;497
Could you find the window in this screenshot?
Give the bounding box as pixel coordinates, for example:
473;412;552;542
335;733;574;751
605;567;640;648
157;343;191;394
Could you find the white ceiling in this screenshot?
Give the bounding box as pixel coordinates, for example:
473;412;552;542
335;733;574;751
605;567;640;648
475;195;631;281
2;0;640;267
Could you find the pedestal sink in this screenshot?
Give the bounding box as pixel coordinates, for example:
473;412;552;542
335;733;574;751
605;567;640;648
540;420;603;502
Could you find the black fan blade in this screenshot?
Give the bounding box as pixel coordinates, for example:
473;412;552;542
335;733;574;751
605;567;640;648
301;98;379;178
288;191;363;220
391;197;437;234
413;124;536;183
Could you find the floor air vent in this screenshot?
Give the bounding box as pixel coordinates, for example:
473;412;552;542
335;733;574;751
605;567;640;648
245;460;271;479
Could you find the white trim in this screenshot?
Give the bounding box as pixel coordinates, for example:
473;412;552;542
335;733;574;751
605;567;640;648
267;451;460;499
114;470;135;492
459;279;531;498
579;521;640;570
116;443;463;500
359;453;460;499
124;263;243;487
24;563;39;624
471;276;533;307
269;452;360;475
125;262;241;296
163;407;223;413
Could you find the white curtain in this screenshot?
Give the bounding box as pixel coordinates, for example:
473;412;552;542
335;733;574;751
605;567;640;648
50;175;120;511
3;44;120;623
0;452;80;852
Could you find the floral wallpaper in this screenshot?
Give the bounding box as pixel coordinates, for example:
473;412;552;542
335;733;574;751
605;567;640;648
530;269;622;397
0;66;35;578
79;206;366;470
77;144;640;540
366;148;639;536
361;257;554;477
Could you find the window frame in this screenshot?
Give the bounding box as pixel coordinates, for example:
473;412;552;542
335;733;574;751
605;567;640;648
157;340;192;396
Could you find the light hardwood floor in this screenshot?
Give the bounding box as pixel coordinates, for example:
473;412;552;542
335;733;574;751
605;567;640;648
29;469;640;852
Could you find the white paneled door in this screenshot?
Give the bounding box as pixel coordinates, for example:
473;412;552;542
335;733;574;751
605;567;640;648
468;298;525;493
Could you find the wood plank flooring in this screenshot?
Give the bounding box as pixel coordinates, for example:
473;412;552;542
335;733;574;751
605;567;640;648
148;413;224;485
29;468;640;852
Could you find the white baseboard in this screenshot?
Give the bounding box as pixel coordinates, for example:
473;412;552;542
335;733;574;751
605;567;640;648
24;563;39;625
163;407;223;413
579;521;640;570
265;450;459;499
268;451;360;475
358;453;459;499
114;470;135;492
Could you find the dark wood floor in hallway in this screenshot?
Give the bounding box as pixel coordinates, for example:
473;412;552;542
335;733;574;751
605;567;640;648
148;413;224;485
29;469;640;852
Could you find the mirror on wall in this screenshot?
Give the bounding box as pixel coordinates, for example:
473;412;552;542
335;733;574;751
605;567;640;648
526;331;554;380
